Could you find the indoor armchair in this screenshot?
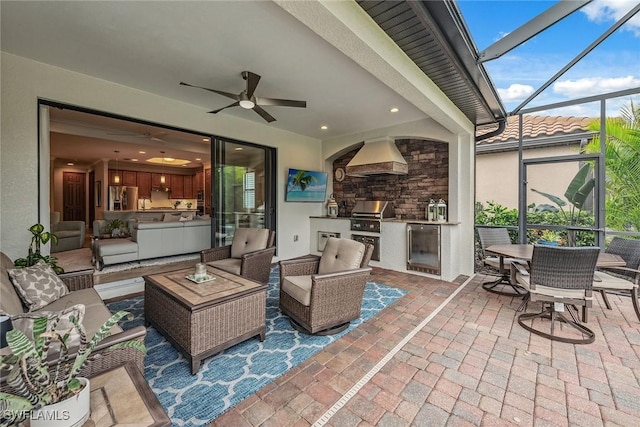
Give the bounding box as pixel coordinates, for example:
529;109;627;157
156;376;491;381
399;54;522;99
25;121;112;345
279;237;373;335
50;211;85;253
201;228;276;284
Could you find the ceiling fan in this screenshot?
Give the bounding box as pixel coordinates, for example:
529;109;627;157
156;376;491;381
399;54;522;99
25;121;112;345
107;130;169;142
180;71;306;123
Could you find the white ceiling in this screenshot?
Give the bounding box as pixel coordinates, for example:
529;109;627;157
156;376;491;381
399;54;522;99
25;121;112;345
1;1;429;167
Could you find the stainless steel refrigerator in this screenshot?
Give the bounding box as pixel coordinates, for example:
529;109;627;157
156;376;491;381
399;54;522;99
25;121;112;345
108;186;139;211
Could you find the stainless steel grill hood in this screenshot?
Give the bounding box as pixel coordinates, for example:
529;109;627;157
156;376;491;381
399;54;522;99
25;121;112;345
345;137;408;177
351;200;393;219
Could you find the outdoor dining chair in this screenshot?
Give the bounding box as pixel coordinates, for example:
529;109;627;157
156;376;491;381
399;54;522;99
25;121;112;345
511;245;600;344
477;227;527;296
593;237;640;322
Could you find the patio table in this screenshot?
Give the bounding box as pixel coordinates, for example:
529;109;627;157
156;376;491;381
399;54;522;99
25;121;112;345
486;244;625;270
486;244;626;321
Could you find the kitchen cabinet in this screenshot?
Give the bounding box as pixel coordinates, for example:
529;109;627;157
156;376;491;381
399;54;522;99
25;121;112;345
171;175;184;198
183;175;195;198
108;169;137;186
152;173;167;190
137;172;152;198
195;171;204;192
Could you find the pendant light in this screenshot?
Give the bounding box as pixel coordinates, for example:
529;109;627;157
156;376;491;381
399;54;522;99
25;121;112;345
113;150;120;184
160;151;166;184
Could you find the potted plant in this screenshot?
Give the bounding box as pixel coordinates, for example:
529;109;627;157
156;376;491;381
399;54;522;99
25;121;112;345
0;310;146;426
538;229;560;246
104;218;126;237
13;223;63;274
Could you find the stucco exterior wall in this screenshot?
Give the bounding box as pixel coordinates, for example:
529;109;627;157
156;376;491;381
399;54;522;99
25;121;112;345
476;145;581;210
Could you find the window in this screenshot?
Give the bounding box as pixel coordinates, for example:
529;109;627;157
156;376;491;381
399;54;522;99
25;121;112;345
243;171;255;210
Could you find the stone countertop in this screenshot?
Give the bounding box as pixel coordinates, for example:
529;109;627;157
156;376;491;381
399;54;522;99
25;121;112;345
309;216;460;225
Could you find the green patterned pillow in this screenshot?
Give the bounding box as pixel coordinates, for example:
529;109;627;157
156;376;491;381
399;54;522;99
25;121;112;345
11;304;85;350
8;261;70;311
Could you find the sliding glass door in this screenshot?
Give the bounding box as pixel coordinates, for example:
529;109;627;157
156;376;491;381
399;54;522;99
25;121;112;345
211;138;276;247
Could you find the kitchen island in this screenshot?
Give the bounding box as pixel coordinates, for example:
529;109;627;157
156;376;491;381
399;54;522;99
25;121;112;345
310;217;462;282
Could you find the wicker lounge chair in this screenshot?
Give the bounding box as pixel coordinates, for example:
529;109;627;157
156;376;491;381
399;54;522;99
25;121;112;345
511;245;600;344
279;237;373;335
593;237;640;322
201;228;276;284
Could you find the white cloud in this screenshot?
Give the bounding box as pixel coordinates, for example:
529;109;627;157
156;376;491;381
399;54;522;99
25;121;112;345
553;76;640;97
497;83;535;102
581;0;640;36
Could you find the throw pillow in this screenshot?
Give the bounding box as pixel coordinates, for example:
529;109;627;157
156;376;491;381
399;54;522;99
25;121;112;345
11;304;85;350
180;213;194;221
163;213;181;222
8;261;70;312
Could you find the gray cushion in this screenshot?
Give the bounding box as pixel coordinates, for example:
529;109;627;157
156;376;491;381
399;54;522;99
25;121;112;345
282;275;313;306
8;262;70;312
45;289;123;337
318;238;366;274
97;239;139;256
1;253;25;315
230;228;270;259
208;258;242;275
163;213;181;222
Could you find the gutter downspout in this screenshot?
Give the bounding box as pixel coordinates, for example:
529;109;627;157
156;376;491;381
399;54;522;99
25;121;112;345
475;118;506;142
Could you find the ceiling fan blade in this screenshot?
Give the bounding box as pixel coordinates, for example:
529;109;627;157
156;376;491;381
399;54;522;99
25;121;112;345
256;97;307;108
208;101;239;114
252;105;276;123
243;71;261;99
180;81;239;101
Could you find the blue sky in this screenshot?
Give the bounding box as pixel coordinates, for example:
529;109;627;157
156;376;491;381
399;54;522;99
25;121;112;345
457;0;640;117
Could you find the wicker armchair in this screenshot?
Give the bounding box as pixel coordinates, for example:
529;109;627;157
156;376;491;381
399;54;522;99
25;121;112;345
593;237;640;322
477;227;527;296
511;245;600;344
279;237;373;335
0;251;146;382
201;228;276;284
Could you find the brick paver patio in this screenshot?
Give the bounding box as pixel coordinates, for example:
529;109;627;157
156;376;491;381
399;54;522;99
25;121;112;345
210;268;640;426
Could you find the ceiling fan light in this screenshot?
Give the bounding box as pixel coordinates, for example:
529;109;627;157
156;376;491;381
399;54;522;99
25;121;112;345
239;99;255;109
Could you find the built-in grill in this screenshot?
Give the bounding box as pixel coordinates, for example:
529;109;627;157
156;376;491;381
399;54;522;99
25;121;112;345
350;201;393;261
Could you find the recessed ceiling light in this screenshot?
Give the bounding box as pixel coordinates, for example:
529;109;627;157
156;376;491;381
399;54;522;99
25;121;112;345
195;158;202;161
202;138;209;142
320;125;328;130
234;147;243;151
67;162;74;166
390;107;399;113
139;151;146;154
131;159;138;162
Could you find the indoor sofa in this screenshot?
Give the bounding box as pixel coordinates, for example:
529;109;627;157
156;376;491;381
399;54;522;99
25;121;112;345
0;251;146;377
93;216;211;269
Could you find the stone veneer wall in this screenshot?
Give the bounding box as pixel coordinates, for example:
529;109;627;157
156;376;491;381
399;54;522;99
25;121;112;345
331;139;448;220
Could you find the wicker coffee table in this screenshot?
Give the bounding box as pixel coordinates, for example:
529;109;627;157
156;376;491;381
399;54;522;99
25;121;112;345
144;266;267;374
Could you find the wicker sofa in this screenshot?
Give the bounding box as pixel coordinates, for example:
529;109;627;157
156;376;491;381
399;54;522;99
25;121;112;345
0;251;146;377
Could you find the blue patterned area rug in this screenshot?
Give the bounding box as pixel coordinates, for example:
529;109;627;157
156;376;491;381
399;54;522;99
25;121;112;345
107;267;407;426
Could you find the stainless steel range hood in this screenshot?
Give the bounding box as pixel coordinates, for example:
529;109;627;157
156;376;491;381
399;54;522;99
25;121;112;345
345;137;408;177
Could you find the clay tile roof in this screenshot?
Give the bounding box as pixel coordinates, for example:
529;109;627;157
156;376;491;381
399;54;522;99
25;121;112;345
477;115;595;146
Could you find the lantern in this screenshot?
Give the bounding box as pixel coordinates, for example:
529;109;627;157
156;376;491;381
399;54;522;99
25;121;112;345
437;199;447;222
426;199;437;221
327;194;339;218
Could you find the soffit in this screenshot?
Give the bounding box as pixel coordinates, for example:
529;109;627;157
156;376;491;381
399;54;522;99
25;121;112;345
357;0;506;126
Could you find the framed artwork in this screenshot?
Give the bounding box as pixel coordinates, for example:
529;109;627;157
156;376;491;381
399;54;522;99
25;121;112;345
95;181;102;207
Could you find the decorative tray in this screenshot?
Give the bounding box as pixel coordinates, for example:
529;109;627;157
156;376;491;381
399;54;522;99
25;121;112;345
185;274;216;284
